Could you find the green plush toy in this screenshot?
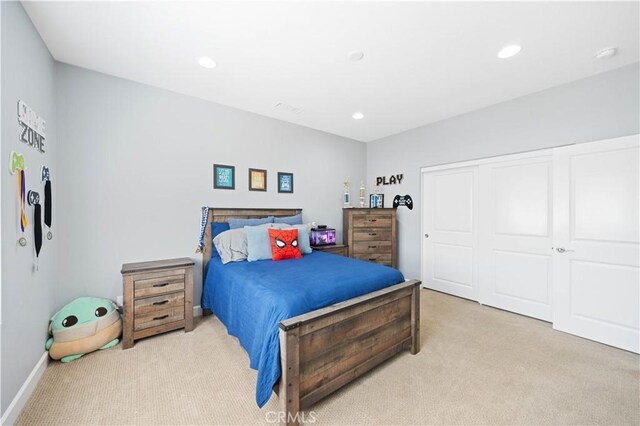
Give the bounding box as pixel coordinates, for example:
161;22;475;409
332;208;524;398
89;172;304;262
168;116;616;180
46;297;122;363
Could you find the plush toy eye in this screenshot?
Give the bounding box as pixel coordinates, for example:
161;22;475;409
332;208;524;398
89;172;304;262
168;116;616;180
275;237;286;248
62;315;78;327
291;239;298;247
95;307;108;317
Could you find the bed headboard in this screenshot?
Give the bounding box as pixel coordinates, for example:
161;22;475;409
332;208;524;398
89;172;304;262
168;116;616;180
202;207;303;276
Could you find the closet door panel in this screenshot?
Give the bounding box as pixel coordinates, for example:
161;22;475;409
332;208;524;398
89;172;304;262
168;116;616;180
553;135;639;353
479;157;553;321
493;250;550;305
422;167;479;301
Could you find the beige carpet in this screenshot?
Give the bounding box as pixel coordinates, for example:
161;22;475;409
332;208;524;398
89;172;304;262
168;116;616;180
16;290;639;425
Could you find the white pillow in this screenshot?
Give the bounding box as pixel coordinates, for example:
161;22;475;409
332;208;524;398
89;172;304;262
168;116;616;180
213;228;248;264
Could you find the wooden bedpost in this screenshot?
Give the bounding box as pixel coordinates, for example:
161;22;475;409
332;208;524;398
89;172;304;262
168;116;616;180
411;283;421;354
279;328;300;426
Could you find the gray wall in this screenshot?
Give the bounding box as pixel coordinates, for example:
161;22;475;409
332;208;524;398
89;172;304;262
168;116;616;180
1;1;58;414
367;63;640;280
55;63;366;307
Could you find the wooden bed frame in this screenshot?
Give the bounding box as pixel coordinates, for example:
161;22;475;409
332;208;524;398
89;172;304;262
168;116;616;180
202;208;421;425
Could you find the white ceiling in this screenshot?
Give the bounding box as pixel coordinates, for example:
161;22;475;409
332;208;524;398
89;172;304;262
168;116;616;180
23;1;639;142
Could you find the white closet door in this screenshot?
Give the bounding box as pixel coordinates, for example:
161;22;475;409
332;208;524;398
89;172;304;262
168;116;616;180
553;135;639;353
478;155;554;321
422;167;479;300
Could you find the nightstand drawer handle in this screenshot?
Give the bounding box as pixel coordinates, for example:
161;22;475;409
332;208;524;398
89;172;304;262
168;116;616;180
368;233;377;236
368;245;377;249
153;300;169;306
153;282;169;288
370;219;377;222
369;258;376;261
153;314;169;321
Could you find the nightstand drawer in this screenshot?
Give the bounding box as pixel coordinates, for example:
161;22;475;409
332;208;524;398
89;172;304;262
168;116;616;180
134;291;185;316
353;229;392;242
134;304;185;331
134;272;185;298
352;214;393;228
352;241;393;254
354;253;393;263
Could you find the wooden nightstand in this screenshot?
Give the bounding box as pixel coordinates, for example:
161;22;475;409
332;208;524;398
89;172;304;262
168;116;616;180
121;257;194;349
311;244;348;257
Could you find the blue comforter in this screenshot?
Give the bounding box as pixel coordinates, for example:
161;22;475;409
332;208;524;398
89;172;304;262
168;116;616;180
201;251;404;407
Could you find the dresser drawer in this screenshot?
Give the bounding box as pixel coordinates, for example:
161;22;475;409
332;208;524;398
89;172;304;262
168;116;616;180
134;272;185;298
353;229;392;242
352;240;393;254
354;253;393;263
134;291;185;317
134;303;185;331
352;214;393;228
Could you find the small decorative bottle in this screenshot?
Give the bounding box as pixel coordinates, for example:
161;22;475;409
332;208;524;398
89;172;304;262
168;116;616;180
343;177;351;207
359;181;366;207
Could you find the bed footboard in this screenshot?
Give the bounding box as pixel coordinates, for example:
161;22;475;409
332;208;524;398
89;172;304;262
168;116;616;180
277;279;421;425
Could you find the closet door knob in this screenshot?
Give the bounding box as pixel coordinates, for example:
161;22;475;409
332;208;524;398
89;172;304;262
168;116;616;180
424;234;429;238
556;247;574;253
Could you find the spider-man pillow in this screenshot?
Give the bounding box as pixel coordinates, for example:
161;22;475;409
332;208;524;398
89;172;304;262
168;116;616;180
268;228;302;261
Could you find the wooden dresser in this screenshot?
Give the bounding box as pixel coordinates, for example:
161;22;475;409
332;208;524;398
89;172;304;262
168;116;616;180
121;257;194;349
343;208;397;268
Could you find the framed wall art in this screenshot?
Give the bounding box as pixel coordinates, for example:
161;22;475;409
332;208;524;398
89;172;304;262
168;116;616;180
278;172;294;194
213;164;235;190
249;168;267;191
370;193;384;208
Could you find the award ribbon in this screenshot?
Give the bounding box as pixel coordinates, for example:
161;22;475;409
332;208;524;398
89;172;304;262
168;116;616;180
195;206;209;253
18;169;27;232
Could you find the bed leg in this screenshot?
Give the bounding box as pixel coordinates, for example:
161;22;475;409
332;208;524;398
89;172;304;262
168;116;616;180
279;328;300;426
411;283;421;355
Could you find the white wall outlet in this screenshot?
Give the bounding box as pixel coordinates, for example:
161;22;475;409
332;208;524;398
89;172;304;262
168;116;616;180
116;295;123;307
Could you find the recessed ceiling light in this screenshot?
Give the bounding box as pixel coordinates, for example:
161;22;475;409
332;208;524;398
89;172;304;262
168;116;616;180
349;51;364;62
198;56;217;69
497;45;522;59
352;112;364;120
594;47;618;60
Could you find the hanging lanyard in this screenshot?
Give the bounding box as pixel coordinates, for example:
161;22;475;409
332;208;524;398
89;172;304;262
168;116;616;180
18;169;27;232
195;206;209;253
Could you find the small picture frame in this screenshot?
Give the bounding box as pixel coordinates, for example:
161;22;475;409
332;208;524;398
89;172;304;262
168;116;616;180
370;193;384;208
213;164;235;190
278;172;294;194
249;168;267;191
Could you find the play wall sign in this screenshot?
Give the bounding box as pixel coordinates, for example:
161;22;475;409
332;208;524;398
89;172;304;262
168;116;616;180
376;173;403;186
18;100;46;153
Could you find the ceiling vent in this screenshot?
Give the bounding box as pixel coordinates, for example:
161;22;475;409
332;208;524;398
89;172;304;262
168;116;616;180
274;102;303;114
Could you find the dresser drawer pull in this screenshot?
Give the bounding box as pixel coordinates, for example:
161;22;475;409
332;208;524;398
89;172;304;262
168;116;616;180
369;258;377;261
368;245;378;249
152;282;170;288
153;300;169;306
153;314;169;321
368;233;377;236
370;219;377;222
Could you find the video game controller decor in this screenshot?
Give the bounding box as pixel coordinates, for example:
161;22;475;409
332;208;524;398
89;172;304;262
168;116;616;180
393;195;413;210
376;174;404;186
9;151;25;175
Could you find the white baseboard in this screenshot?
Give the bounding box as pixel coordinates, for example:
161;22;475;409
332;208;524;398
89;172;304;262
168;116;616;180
1;352;49;426
193;305;202;317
